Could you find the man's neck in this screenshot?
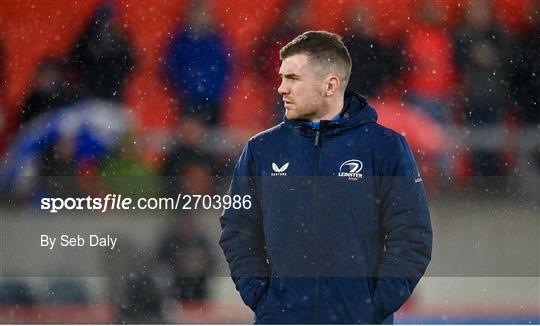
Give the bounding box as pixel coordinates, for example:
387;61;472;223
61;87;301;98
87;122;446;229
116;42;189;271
310;98;344;122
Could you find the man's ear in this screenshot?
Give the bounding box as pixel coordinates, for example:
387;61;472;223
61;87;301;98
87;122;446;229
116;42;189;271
325;75;340;96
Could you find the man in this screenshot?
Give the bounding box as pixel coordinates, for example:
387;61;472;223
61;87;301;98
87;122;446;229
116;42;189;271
220;31;432;324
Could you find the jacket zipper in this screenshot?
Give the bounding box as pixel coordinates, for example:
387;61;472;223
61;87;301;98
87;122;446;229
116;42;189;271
313;129;321;323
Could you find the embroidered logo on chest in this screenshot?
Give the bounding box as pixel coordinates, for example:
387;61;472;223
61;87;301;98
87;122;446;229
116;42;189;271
338;159;363;180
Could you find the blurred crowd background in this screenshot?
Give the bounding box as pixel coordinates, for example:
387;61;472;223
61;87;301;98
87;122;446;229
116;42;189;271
1;0;539;323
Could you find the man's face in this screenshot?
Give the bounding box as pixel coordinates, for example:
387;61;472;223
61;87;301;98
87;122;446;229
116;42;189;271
278;54;326;121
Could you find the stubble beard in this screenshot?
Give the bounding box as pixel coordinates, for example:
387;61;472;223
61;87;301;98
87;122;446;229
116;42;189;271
286;103;318;121
285;88;327;121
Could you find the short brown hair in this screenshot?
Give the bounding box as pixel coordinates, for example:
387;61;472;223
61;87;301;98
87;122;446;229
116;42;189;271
279;30;352;88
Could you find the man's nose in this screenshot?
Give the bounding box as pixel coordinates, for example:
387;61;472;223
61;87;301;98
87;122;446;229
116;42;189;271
278;80;288;95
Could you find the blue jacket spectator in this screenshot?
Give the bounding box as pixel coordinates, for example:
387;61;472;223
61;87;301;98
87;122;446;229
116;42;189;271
165;1;231;125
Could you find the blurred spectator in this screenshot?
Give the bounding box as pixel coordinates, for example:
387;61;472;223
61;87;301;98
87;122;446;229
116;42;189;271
253;0;310;122
100;133;159;198
45;279;89;304
162;118;220;195
118;272;164;323
40;133;78;176
159;118;218;301
254;0;310;88
454;1;510;176
344;6;403;97
157;216;214;301
20;58;76;125
508;1;540;125
0;280;34;305
404;0;457;124
454;1;510;126
70;4;134;102
38;132;85;199
165;0;231;126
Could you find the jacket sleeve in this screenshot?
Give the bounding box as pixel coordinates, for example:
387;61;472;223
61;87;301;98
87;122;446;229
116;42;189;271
219;141;271;311
372;134;433;321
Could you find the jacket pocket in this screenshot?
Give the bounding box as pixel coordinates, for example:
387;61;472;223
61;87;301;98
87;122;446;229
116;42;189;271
255;277;304;323
367;277;386;324
237;277;269;311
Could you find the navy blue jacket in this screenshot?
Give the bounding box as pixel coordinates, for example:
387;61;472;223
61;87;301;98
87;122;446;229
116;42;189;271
220;92;432;324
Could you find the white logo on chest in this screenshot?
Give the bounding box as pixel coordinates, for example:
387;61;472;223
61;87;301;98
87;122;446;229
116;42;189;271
339;159;363;180
271;162;289;176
